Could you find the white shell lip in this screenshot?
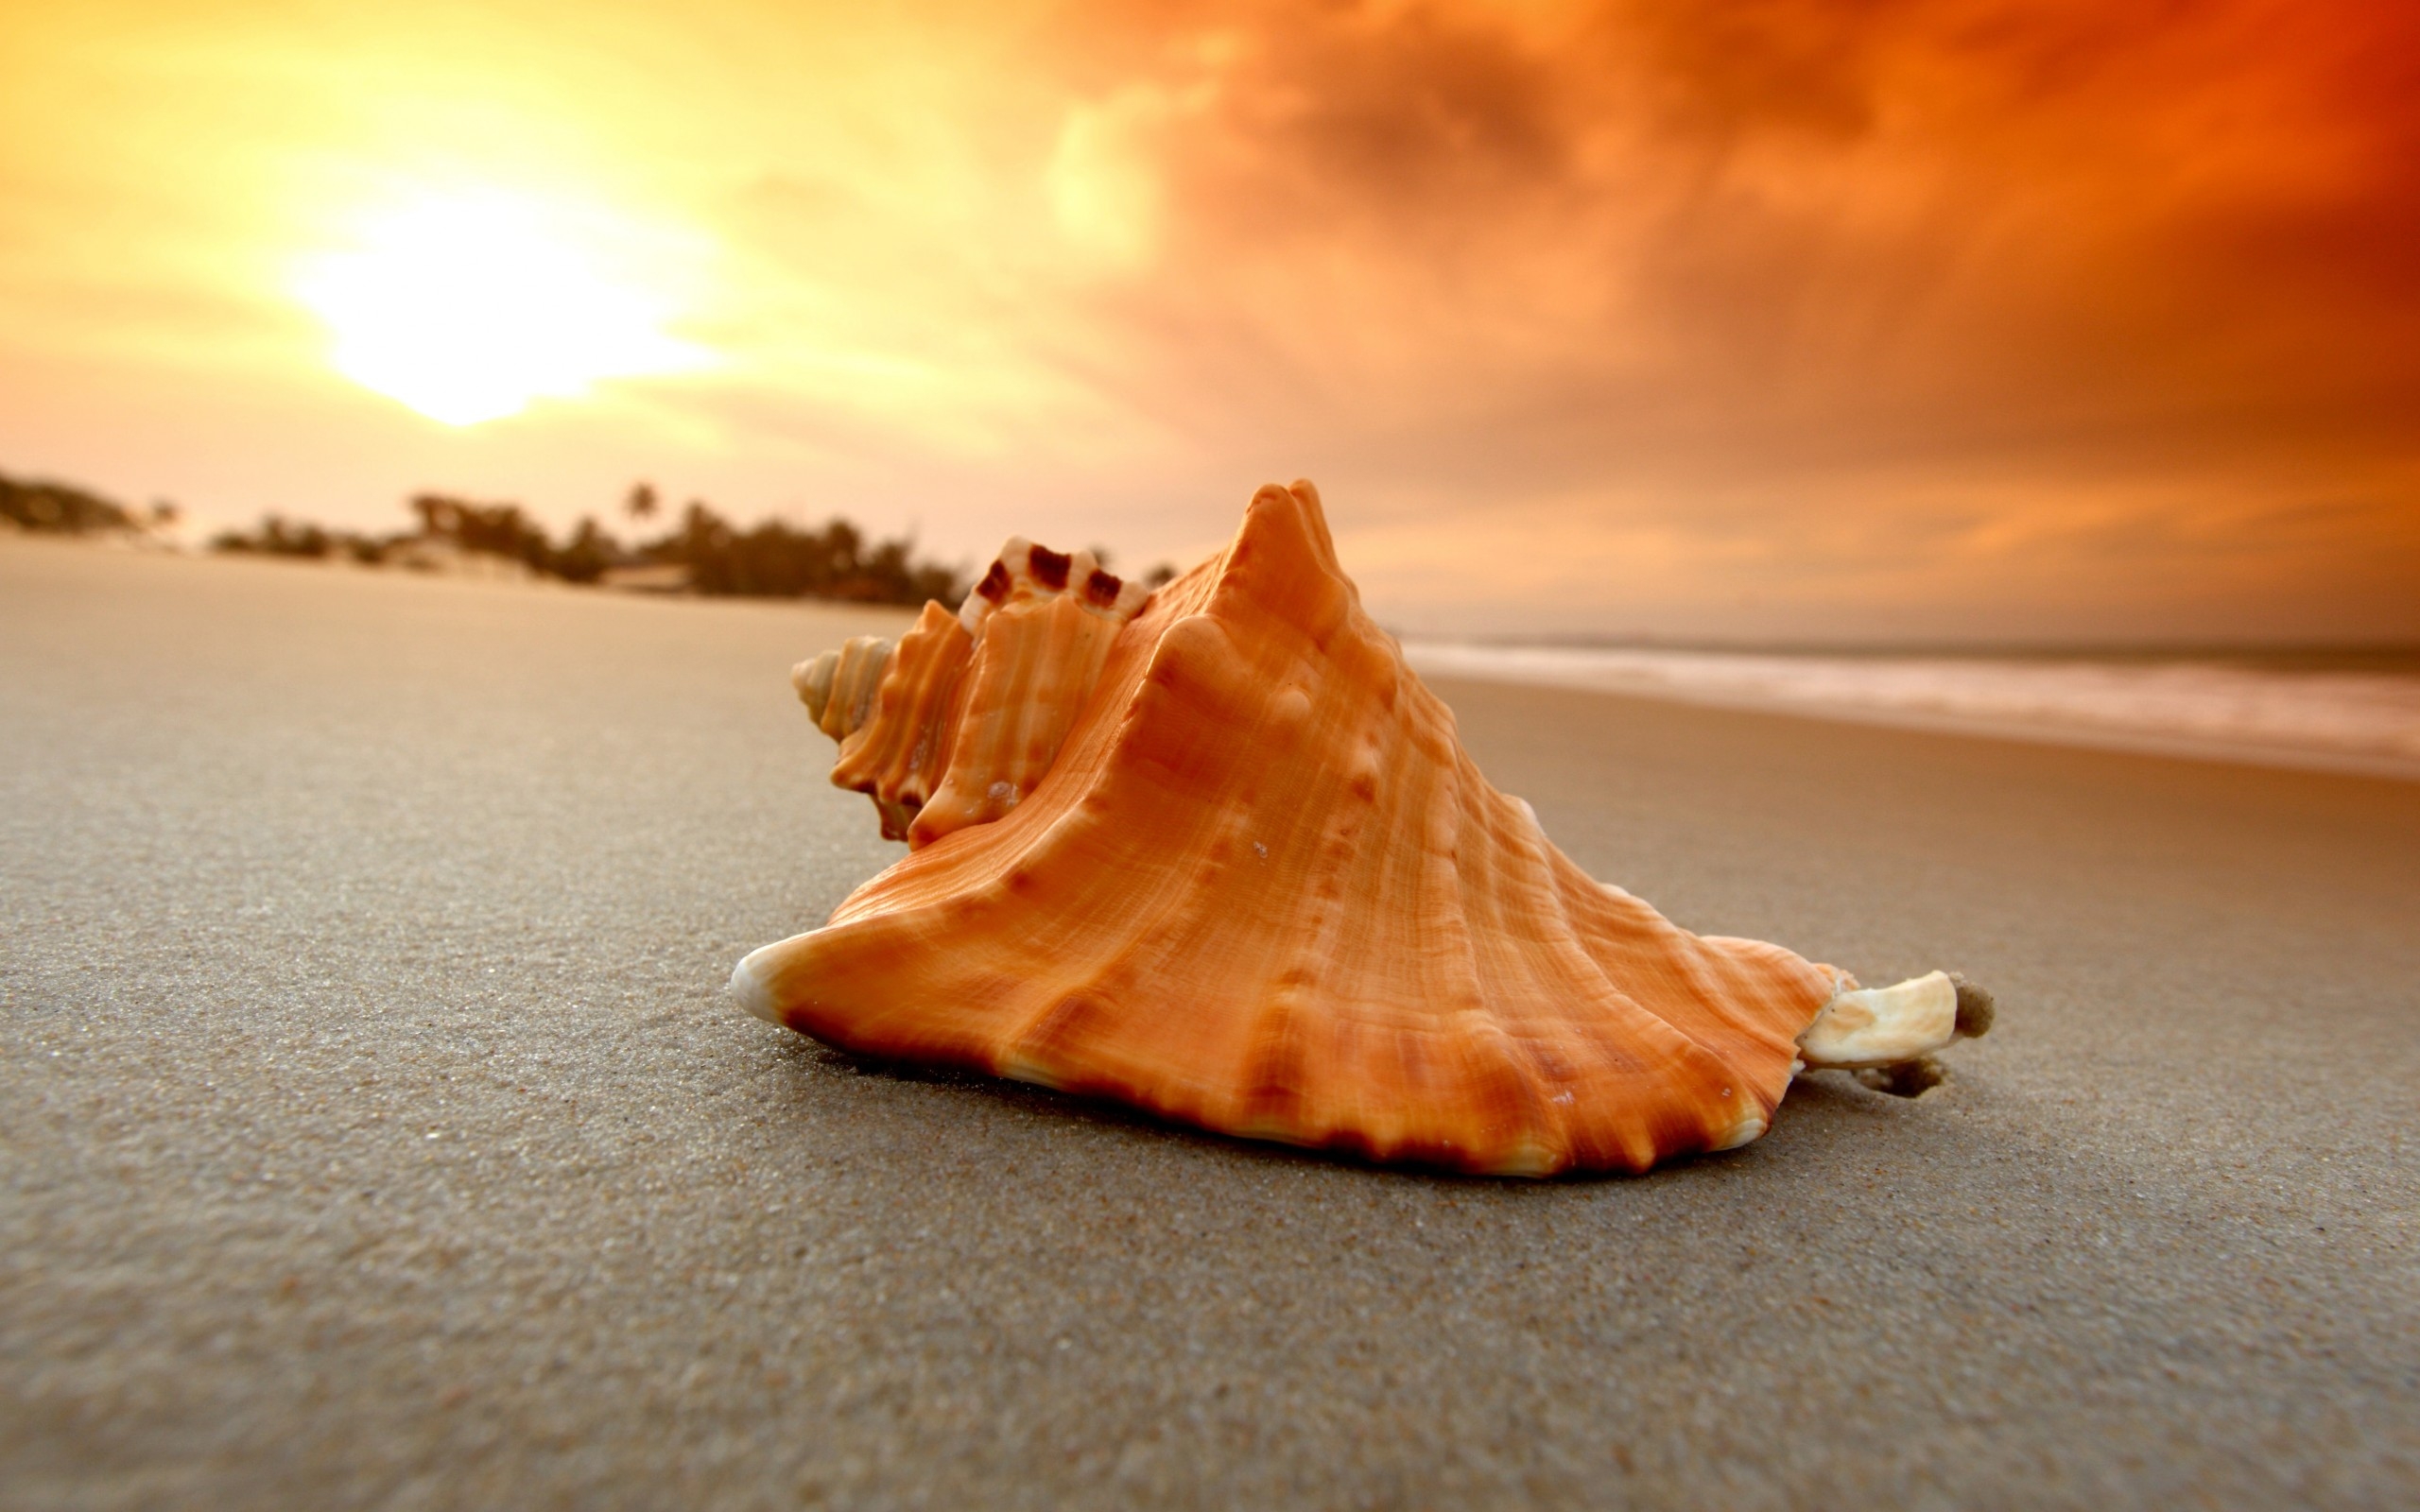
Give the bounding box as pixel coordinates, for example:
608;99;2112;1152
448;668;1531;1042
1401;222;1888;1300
1710;1106;1770;1152
727;949;783;1024
1797;970;1959;1069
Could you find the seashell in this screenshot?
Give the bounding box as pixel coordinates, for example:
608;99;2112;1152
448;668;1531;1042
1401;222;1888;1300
820;605;972;841
959;537;1152;635
793;634;893;743
737;481;1992;1176
793;538;1158;846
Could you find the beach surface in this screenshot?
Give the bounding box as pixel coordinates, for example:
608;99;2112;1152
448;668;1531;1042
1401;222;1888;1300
6;537;2417;1509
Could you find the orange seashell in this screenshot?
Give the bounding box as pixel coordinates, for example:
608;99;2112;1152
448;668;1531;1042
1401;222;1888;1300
794;540;1157;845
959;537;1152;634
912;592;1127;847
825;603;973;841
741;482;1990;1176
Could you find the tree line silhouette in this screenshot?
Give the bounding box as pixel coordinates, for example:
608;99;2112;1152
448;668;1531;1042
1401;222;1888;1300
209;483;968;607
1;470;173;535
11;465;1178;610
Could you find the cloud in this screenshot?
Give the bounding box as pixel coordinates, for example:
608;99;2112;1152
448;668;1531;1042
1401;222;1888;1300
964;0;2418;633
3;0;2413;637
1037;0;2420;455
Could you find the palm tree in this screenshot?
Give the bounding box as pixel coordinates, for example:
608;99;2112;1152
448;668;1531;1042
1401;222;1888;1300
624;482;659;524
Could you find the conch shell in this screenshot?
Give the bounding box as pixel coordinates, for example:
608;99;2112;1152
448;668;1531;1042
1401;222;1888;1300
739;482;1992;1176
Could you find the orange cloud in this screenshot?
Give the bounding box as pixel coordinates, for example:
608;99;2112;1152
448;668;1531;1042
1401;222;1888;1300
1;0;2412;638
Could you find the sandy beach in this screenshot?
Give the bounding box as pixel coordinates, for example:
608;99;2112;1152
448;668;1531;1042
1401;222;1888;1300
6;536;2417;1509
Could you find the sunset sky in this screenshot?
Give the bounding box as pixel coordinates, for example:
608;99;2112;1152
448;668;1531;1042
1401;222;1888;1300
4;0;2414;641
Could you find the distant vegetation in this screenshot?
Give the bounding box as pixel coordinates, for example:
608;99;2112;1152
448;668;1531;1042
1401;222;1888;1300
208;514;392;565
13;466;1180;610
1;471;172;536
209;482;970;607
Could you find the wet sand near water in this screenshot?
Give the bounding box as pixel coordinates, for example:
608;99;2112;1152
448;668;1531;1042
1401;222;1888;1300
5;536;2417;1508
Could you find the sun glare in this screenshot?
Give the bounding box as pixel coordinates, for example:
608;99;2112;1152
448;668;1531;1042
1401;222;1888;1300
293;190;709;426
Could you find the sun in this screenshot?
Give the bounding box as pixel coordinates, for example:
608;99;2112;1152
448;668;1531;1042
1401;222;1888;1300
292;189;710;425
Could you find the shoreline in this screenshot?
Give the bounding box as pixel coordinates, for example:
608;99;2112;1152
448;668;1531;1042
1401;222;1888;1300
18;533;2411;783
1404;639;2420;783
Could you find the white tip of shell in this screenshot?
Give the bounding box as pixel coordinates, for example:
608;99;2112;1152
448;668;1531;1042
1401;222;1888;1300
727;950;783;1024
1797;970;1959;1070
1711;1106;1769;1151
1490;1143;1561;1178
791;650;838;724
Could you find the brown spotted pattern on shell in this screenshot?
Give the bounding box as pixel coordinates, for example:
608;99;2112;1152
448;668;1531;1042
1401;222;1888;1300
742;482;1991;1176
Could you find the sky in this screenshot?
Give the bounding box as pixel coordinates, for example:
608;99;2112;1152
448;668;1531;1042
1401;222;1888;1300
3;0;2415;642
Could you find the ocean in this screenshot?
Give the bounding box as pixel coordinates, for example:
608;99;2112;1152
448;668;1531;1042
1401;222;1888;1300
1397;642;2420;781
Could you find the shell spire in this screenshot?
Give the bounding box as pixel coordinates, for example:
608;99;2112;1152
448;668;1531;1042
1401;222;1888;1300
744;482;1991;1176
790;537;1156;845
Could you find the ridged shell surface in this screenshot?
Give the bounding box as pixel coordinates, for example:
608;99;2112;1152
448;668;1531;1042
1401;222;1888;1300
737;482;1851;1176
828;603;972;841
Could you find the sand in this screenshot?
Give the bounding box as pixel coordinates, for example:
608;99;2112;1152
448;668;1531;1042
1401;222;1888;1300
5;536;2417;1509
